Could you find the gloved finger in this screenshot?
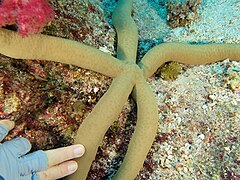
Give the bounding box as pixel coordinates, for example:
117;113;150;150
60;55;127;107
0;125;8;142
0;120;15;130
0;120;15;141
19;150;48;176
45;144;85;167
3;137;31;157
38;160;78;180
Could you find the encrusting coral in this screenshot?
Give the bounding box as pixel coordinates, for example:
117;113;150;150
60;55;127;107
0;0;240;179
166;0;202;28
156;61;182;80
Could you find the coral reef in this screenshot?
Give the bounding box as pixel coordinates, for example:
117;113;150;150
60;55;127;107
0;0;53;36
45;0;116;52
148;59;240;179
0;0;115;153
0;0;239;179
0;55;111;151
166;0;202;28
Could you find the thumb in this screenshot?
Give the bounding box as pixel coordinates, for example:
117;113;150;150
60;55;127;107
0;120;15;142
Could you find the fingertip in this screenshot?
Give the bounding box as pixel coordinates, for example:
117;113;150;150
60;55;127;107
73;144;85;157
45;144;85;168
0;120;15;130
8;121;15;130
67;161;78;173
38;160;79;180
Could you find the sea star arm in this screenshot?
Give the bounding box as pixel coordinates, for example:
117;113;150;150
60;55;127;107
112;1;158;179
113;78;158;180
68;70;137;180
112;0;138;62
0;28;124;77
140;43;240;78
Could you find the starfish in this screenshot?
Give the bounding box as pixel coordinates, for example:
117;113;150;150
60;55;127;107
0;0;239;179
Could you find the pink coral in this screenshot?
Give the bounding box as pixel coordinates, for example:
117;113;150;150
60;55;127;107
0;0;53;36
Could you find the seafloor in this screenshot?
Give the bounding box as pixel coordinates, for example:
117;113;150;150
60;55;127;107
0;0;239;179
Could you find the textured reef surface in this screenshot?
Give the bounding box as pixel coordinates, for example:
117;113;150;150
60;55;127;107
0;0;239;179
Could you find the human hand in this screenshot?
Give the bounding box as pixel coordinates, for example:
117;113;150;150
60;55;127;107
0;120;85;180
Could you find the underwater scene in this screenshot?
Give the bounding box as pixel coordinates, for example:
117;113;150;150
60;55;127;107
0;0;239;179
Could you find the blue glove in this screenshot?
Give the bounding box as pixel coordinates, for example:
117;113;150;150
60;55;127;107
0;124;48;180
